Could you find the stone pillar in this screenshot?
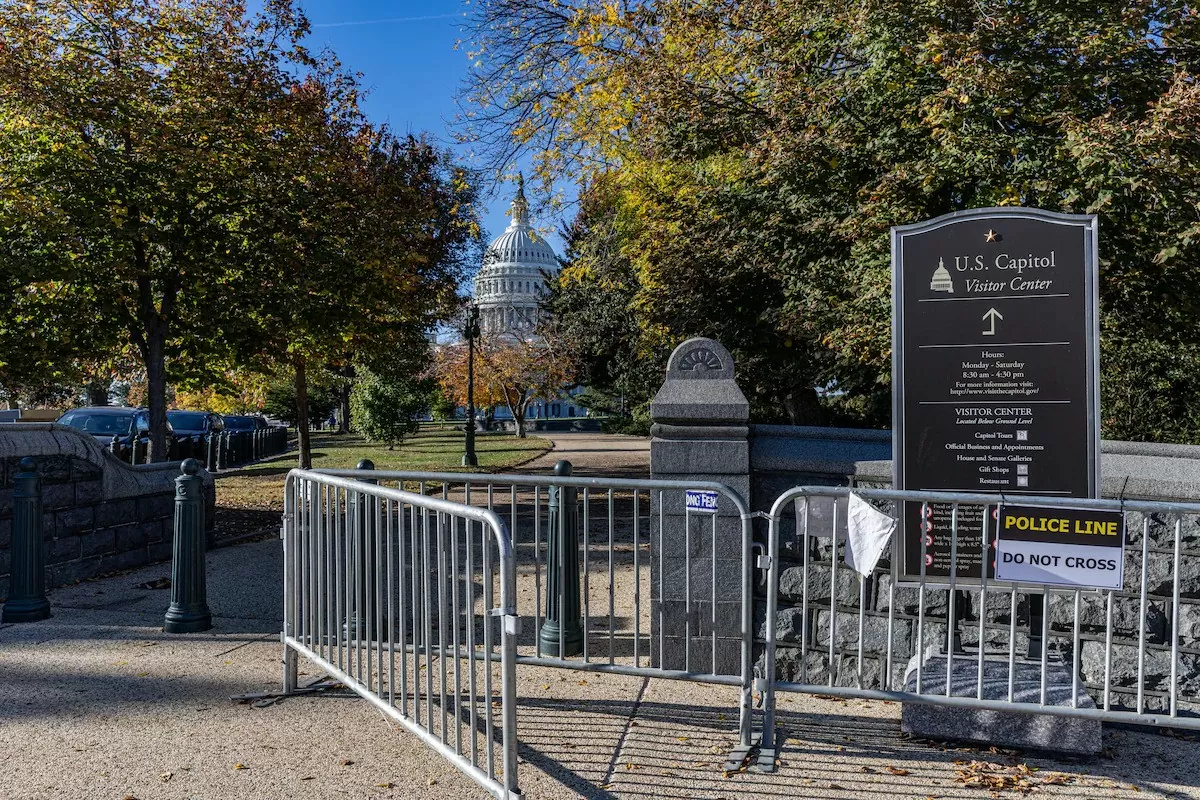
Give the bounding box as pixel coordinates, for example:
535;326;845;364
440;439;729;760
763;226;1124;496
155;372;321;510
650;338;749;675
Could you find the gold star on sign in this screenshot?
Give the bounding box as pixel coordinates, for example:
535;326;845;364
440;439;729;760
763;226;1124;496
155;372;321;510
985;229;998;242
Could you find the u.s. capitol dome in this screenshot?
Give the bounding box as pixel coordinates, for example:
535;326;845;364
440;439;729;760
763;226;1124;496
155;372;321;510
472;176;557;335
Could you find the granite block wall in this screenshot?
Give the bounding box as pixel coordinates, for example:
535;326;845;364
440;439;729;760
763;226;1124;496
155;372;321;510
0;424;215;600
750;425;1200;717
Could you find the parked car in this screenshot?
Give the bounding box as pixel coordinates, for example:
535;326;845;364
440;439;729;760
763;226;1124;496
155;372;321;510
222;414;269;432
166;410;224;458
56;406;174;462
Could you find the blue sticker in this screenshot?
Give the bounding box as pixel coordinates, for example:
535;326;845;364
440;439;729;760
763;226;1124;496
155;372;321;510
685;490;719;514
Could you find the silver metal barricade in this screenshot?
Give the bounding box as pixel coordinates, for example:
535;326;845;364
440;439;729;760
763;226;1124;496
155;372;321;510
312;468;761;762
281;470;521;799
761;485;1200;751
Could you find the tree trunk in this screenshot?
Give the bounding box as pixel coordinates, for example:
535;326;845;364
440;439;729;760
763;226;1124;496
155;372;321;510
339;383;351;434
295;355;312;469
145;325;169;463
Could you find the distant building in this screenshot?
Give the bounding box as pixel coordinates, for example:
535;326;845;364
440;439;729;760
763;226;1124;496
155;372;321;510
473;176;557;336
465;177;586;422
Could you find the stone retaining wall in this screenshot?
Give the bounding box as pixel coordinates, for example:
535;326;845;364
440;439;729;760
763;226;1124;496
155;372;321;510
0;424;215;600
749;424;1200;717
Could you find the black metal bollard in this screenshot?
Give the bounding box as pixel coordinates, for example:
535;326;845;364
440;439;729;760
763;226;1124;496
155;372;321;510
109;435;120;458
206;433;218;472
164;459;212;633
129;437;139;466
539;460;584;657
2;457;51;623
350;459;376;640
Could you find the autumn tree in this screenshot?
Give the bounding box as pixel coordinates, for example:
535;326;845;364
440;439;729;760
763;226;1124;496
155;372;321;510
462;0;1200;439
436;331;575;438
0;0;316;458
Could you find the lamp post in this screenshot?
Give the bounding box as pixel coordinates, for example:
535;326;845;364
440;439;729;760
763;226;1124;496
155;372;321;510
462;303;480;467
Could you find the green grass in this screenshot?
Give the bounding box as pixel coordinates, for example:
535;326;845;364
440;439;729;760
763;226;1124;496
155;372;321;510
215;429;551;511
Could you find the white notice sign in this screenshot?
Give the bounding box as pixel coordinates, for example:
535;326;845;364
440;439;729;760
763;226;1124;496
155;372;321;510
991;504;1125;591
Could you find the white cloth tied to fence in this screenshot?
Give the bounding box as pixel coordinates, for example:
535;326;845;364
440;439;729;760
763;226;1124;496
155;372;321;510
845;493;896;577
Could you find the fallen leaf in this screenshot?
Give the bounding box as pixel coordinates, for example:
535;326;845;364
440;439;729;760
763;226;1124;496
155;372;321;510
159;772;172;783
300;776;315;781
377;782;395;788
137;672;150;678
885;766;911;776
427;778;437;786
340;759;354;766
233;763;247;770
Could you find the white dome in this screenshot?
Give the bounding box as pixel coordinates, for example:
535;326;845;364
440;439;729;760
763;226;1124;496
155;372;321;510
485;223;557;267
472;176;557;336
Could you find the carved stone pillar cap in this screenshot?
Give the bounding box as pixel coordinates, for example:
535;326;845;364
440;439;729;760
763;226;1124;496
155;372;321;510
650;338;749;423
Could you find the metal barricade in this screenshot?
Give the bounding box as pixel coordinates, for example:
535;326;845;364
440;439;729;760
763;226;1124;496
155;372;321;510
282;470;521;799
761;485;1200;752
312;468;761;763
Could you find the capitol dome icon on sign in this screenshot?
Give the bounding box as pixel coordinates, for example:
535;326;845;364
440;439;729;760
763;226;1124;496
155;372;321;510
930;258;954;293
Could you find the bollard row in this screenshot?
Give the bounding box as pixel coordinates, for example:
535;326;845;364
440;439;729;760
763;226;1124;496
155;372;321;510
1;456;213;633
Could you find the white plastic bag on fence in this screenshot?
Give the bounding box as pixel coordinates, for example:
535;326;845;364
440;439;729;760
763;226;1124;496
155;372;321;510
845;493;896;577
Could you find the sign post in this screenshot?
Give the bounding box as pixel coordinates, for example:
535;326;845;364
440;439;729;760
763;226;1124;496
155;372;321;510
892;208;1100;585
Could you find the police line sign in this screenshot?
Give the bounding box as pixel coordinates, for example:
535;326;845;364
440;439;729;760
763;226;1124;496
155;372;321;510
992;504;1126;590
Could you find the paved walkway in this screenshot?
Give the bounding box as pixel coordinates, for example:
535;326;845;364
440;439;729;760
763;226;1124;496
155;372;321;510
4;433;1200;799
515;431;650;478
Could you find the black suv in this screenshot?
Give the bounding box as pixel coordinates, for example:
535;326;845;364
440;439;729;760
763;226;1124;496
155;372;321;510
167;410;225;459
221;414;269;432
57;407;174;462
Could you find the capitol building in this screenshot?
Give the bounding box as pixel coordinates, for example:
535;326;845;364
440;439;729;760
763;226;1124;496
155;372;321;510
472;177;556;336
468;178;586;421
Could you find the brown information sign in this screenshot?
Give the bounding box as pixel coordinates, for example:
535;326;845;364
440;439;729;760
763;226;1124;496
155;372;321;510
892;208;1100;585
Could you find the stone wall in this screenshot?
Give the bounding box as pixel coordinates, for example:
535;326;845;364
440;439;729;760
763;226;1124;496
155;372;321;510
750;424;1200;717
0;424;215;600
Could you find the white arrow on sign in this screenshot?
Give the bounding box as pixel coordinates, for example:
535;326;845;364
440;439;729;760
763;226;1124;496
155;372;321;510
982;307;1003;336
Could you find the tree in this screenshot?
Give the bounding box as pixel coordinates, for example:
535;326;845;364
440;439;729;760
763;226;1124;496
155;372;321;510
350;369;430;448
435;331;576;438
0;0;315;458
244;122;482;467
462;1;1200;439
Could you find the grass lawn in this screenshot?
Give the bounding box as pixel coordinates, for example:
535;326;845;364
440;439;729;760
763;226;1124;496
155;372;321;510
214;429;552;513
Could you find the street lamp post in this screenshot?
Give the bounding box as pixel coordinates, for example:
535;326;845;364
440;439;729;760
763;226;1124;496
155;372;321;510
462;303;480;467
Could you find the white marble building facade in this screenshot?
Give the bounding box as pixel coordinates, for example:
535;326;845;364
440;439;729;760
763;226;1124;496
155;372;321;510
472;177;557;336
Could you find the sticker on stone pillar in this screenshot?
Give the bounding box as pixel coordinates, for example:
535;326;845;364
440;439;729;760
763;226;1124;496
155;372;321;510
685;489;719;513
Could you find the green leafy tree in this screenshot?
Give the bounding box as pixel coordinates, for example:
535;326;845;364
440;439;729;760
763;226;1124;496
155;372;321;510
463;0;1200;439
0;0;315;458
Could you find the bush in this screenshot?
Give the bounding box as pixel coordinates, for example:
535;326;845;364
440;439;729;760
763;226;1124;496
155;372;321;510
350;370;430;448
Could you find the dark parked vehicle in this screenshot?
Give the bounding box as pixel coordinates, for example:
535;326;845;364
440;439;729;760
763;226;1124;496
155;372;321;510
167;410;224;437
56;407;174;462
222;415;269;432
167;410;224;459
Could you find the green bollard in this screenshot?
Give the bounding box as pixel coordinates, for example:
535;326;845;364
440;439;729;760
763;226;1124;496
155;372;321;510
2;457;51;623
164;459;212;633
349;459;376;640
539;460;584;657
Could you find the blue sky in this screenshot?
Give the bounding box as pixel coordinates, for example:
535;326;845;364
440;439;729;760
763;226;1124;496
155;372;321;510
297;1;567;257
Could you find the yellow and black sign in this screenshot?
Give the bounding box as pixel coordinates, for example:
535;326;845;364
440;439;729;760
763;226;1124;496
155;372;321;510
992;503;1125;590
